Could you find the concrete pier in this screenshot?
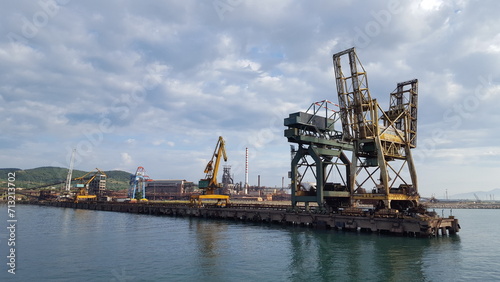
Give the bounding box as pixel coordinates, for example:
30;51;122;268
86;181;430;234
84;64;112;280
35;201;459;237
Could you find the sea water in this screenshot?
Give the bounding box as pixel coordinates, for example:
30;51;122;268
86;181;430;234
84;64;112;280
0;205;498;281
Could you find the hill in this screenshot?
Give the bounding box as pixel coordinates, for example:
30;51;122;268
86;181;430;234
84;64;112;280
450;188;500;201
0;167;132;191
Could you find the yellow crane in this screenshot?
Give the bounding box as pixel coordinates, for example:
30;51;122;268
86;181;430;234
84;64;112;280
191;136;230;207
73;168;107;203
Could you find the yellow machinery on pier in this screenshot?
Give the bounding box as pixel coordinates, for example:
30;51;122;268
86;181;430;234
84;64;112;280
191;136;230;207
73;168;107;203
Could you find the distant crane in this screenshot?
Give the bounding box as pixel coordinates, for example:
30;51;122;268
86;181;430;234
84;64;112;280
128;166;152;202
73;168;107;203
474;193;481;203
61;149;76;199
191;136;230;207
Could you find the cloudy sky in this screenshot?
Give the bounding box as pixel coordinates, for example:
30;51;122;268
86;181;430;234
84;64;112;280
1;0;500;197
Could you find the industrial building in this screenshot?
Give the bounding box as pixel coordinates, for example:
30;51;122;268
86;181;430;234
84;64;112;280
145;180;194;200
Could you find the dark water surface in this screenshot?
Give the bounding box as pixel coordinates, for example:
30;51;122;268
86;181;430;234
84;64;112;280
0;205;498;281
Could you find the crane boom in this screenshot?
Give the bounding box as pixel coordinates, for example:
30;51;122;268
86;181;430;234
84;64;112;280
192;136;230;207
199;136;227;193
65;149;76;192
474;193;481;202
203;136;227;189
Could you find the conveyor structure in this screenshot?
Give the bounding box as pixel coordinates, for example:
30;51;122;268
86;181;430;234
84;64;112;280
285;47;421;212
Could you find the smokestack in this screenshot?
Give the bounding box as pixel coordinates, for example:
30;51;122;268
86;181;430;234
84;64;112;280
245;147;249;194
258;175;260;188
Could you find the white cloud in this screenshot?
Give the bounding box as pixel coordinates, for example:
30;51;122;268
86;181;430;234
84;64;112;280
418;0;444;11
121;152;133;165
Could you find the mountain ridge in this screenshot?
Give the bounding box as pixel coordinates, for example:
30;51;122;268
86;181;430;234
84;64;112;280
0;167;132;190
449;188;500;200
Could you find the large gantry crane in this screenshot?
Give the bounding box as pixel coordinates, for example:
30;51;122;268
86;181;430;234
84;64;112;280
191;136;230;207
285;47;420;212
128;166;152;202
332;47;419;211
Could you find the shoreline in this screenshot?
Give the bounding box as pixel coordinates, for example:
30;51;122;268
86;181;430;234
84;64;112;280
424;201;500;209
2;199;500;209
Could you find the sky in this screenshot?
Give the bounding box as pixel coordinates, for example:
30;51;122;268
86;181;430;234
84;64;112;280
1;0;500;197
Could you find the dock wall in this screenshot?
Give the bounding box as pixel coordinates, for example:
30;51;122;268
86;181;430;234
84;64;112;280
35;201;459;237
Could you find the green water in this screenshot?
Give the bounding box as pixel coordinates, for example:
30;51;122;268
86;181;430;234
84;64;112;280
0;205;497;281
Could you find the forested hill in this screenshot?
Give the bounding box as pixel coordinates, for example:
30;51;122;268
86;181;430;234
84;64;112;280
0;167;132;190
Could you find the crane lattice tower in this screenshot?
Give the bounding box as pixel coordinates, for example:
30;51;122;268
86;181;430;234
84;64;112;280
332;47;419;210
284;100;353;210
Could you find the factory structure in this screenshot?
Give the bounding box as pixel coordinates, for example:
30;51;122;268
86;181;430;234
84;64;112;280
114;144;285;201
36;145;286;203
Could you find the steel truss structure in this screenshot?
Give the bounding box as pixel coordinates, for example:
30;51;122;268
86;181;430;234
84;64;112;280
284;48;421;212
284;100;353;210
332;47;419;210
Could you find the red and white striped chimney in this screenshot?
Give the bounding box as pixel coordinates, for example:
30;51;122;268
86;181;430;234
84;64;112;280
245;147;249;191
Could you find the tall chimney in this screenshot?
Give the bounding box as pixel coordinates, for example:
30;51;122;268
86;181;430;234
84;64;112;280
245;147;249;194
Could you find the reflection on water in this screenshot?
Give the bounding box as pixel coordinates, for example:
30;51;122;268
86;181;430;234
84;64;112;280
288;229;462;281
191;219;229;281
